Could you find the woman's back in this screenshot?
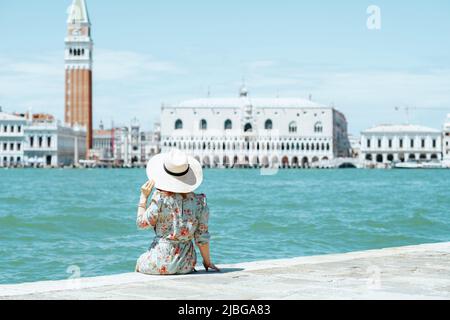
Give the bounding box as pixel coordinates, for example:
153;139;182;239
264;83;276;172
136;190;211;275
136;149;219;275
149;191;210;244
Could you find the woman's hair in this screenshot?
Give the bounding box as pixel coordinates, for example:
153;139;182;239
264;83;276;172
157;190;174;197
157;189;193;199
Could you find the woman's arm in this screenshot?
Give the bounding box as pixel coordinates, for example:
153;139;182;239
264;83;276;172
197;243;220;272
136;180;155;229
195;197;220;272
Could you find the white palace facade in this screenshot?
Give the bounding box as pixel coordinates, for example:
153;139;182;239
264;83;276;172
360;124;442;164
443;114;450;166
160;87;350;168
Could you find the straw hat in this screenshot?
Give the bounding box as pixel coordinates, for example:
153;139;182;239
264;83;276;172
146;149;203;193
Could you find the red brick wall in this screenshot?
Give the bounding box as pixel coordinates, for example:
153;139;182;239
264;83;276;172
65;68;93;156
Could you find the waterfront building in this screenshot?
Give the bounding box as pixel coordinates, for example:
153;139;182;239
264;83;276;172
443;114;450;166
160;87;350;168
348;134;361;158
65;0;93;156
23;114;86;167
360;124;442;164
141;122;161;162
92;122;114;163
94;121;161;167
0;110;27;167
129;118;142;165
112;126;129;166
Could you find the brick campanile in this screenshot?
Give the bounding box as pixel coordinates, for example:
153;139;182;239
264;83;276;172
65;0;93;157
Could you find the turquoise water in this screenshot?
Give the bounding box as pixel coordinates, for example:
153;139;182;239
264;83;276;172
0;168;449;285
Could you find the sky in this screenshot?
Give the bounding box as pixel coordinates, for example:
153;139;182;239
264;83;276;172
0;0;450;134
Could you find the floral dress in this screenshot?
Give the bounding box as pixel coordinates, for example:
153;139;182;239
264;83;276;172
136;191;210;275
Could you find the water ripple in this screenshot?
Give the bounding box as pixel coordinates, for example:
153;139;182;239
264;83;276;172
1;169;450;284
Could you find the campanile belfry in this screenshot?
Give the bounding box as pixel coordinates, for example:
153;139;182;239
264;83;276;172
65;0;93;156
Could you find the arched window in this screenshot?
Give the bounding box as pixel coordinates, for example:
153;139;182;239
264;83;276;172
69;48;73;55
244;123;253;132
314;122;323;133
224;119;232;130
265;119;273;130
200;119;207;130
81;49;85;55
175;119;183;130
289;121;298;133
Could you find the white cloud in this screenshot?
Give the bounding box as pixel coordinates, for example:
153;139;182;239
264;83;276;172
1;51;449;133
0;49;183;129
246;60;277;70
94;49;183;81
242;67;450;108
229;66;450;133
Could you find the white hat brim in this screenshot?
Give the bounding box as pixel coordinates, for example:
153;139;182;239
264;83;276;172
146;154;203;193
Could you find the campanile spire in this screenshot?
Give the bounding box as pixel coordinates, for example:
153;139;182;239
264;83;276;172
65;0;93;157
67;0;90;24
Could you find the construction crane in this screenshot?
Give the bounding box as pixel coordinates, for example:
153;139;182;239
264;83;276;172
394;106;449;124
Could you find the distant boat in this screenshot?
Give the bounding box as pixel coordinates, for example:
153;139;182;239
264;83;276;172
422;162;445;169
393;161;444;169
393;162;423;169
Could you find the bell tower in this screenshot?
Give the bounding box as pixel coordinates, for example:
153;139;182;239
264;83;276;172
65;0;93;157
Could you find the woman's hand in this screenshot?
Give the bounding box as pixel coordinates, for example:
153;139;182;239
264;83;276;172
203;261;220;273
140;180;155;199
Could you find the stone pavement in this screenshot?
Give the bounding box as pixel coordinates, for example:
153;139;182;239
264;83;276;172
1;242;449;300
